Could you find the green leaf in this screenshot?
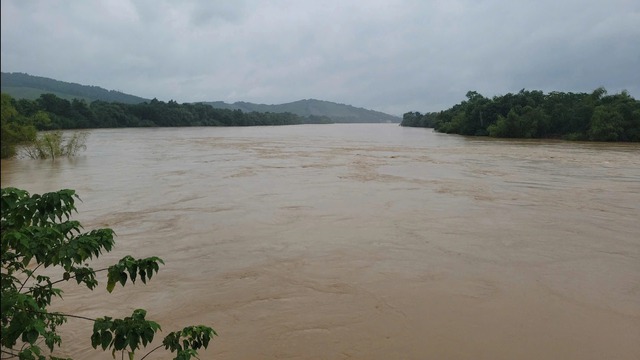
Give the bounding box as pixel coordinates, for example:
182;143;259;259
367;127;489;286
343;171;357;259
114;333;126;350
118;271;128;286
129;332;140;351
106;277;116;293
91;332;100;349
25;328;39;344
101;331;113;350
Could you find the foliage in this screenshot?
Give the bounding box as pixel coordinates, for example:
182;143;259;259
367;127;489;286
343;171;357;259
2;92;314;131
2;90;400;134
400;112;438;128
1;187;216;359
22;131;88;160
1;93;37;159
401;88;640;141
588;105;624;141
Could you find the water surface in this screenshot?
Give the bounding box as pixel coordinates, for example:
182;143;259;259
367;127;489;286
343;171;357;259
2;124;639;359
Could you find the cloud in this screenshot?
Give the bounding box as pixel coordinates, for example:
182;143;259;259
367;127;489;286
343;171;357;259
2;0;638;115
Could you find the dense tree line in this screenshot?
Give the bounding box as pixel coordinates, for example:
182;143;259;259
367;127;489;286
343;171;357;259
10;93;310;129
401;88;640;141
0;92;325;158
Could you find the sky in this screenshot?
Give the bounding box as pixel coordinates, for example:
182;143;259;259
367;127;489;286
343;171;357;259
1;0;639;116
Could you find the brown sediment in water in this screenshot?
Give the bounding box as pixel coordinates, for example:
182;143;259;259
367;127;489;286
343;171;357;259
2;124;639;359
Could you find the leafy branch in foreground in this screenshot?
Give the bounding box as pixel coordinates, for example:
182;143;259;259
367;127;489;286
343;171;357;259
1;187;216;359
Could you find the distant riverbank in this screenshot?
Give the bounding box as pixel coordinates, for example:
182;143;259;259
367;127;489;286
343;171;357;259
401;88;640;142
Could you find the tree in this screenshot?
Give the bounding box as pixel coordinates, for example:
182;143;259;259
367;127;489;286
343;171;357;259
1;94;37;159
22;131;88;161
1;187;216;359
406;88;639;141
487;110;518;138
588;106;624;141
400;112;420;127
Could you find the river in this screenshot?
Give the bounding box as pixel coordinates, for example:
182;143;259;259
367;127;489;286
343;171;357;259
1;124;639;359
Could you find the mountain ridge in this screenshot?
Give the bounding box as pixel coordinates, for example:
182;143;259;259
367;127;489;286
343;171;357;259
1;72;149;104
202;98;399;123
1;72;400;123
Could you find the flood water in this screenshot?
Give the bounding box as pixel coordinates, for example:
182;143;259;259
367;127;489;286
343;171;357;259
2;124;639;359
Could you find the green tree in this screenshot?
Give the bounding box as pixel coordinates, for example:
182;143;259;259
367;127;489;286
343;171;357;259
401;112;421;127
1;94;37;159
406;88;638;142
1;187;216;359
487;110;518;137
23;131;88;161
588;106;624;141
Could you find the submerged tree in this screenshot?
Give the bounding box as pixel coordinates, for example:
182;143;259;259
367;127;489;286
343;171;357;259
22;131;88;160
1;187;216;359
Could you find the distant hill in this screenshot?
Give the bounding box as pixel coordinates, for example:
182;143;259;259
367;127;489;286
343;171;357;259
1;72;400;123
1;72;149;104
203;99;400;123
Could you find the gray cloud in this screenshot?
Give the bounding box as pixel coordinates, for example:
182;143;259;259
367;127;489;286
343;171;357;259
2;0;638;115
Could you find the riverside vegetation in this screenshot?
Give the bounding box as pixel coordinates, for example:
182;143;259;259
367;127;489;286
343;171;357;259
1;187;215;359
3;92;317;130
4;86;638;160
0;92;327;159
1;94;87;160
401;88;640;141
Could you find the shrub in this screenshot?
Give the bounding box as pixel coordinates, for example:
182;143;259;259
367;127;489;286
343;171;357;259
22;131;88;160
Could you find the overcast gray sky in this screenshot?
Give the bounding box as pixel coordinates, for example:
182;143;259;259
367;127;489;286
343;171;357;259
1;0;639;115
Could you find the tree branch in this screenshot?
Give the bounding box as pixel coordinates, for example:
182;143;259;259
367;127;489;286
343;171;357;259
139;344;165;360
1;348;20;358
23;266;111;295
18;262;43;293
26;309;97;322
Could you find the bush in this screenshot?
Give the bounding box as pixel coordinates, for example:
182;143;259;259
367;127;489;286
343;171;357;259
22;131;88;160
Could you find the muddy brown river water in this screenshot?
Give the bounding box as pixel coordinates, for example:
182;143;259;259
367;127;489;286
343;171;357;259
2;124;639;359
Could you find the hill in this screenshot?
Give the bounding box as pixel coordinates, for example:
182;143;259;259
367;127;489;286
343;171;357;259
1;72;400;123
203;99;400;123
1;72;149;104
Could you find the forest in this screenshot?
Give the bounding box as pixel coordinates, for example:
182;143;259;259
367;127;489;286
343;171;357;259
400;88;640;141
1;92;334;158
2;92;322;130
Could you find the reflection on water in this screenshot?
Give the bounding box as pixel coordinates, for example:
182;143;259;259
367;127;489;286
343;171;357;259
2;124;640;359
